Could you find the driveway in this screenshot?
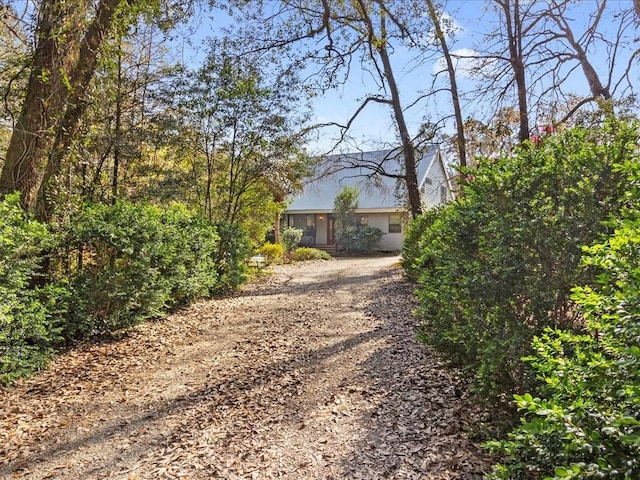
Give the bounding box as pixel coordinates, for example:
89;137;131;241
0;256;490;479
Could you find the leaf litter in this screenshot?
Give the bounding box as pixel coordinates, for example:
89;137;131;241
0;256;491;479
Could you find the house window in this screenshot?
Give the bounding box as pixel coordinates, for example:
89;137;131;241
440;185;447;203
389;214;402;233
306;215;315;227
424;177;433;185
357;215;368;227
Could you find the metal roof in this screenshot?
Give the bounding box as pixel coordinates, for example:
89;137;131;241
285;146;441;212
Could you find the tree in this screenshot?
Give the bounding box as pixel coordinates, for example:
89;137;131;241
425;0;467;168
0;0;139;217
165;44;310;244
230;0;436;217
0;0;196;219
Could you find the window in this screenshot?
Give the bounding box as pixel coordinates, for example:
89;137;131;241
440;185;447;203
357;215;368;227
424;177;433;185
389;214;402;233
306;214;315;227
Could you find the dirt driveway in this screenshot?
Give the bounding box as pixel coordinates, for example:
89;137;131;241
0;256;490;479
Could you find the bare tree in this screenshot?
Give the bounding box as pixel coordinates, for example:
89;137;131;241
425;0;467;168
233;0;439;217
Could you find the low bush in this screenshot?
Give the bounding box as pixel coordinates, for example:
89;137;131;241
487;158;640;479
59;202;247;338
259;242;284;265
291;247;331;261
280;227;303;255
0;198;250;384
337;225;384;255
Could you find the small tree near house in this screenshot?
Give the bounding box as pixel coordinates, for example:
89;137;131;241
334;186;383;254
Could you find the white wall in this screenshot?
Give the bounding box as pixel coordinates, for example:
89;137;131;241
422;157;450;208
364;213;403;251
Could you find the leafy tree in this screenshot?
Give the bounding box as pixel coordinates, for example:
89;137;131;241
161;44;310;245
0;0;194;218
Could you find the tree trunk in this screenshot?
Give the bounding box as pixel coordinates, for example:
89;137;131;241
502;0;530;142
112;40;123;205
425;0;467;169
0;1;71;210
361;3;422;217
1;0;134;218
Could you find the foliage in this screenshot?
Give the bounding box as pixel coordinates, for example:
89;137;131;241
280;227;303;254
211;221;250;294
334;185;359;230
487;156;640;479
60;202;221;338
401;206;442;282
291;247;331;262
336;225;384;255
333;185;384;254
259;242;284;265
408;120;636;403
0;194;67;385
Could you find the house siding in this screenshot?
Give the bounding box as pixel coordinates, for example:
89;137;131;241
422;153;450;208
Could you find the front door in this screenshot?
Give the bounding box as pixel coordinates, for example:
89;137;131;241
328;214;336;245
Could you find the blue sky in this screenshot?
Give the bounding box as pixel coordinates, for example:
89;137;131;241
181;1;638;156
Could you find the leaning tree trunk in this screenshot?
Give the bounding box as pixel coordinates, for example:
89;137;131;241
425;0;467;169
1;0;134;219
364;6;422;217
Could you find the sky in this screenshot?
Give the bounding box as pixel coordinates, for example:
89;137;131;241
174;1;638;157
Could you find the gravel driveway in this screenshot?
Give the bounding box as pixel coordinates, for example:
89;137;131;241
0;256;490;479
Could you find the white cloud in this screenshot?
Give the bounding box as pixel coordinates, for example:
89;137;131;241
432;48;484;78
429;12;464;43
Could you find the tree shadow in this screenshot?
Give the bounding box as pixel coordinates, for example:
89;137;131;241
333;267;491;479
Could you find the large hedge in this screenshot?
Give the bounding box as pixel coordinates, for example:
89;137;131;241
0;198;250;384
60;202;228;338
0;194;66;384
488;156;640;479
404;120;637;403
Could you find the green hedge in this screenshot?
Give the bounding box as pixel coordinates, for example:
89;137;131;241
0;198;250;384
61;202;226;338
488;156;640;479
0;194;66;384
404;120;637;403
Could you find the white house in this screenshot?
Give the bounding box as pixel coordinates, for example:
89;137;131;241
282;146;454;252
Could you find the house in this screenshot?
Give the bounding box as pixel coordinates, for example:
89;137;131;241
282;146;454;252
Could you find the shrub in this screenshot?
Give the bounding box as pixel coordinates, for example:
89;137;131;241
59;202;238;338
336;225;384;254
259;242;284;265
280;226;303;254
212;221;250;294
291;247;331;261
401;206;442;281
61;202;179;338
410;120;636;403
487;157;640;479
0;193;67;384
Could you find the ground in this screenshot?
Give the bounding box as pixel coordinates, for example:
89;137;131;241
0;256;491;479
